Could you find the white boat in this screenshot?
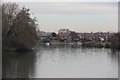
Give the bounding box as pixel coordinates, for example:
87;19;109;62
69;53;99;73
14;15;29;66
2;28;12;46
46;42;50;46
69;43;74;45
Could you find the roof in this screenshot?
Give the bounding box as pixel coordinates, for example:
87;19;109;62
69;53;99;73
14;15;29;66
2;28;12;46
40;32;53;37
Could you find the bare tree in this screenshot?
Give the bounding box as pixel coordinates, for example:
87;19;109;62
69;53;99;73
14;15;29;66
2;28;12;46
2;3;38;50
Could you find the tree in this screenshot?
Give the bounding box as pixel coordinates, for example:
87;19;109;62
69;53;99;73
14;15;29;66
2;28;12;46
2;3;38;50
110;32;120;49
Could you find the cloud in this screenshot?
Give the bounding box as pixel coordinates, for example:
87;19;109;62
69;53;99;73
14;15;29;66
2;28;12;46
16;2;118;15
2;2;117;32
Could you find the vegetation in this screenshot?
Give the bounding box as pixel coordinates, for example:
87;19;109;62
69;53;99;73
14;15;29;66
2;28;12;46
110;32;120;49
2;3;38;51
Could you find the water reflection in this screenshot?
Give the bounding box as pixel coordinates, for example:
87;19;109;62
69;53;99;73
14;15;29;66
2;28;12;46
3;44;119;78
3;50;37;78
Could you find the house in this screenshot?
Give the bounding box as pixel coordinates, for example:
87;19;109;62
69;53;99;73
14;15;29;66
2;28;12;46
40;32;59;42
77;32;115;42
77;32;94;42
94;32;115;42
58;29;71;42
70;31;80;42
58;29;80;42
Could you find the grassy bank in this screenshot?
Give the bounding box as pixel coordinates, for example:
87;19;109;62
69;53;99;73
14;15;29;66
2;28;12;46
37;40;112;48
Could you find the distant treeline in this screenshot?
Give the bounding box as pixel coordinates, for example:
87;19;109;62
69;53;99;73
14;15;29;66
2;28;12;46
2;3;38;51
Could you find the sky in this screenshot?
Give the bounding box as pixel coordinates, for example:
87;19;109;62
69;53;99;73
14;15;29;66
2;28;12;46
2;1;119;33
2;0;120;2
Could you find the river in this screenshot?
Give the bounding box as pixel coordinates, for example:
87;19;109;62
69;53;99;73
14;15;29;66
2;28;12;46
3;44;119;78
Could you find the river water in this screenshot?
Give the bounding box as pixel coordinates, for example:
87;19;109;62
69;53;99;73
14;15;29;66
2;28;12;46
3;44;118;78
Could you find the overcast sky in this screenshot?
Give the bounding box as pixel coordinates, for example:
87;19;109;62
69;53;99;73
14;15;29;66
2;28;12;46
3;1;118;33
